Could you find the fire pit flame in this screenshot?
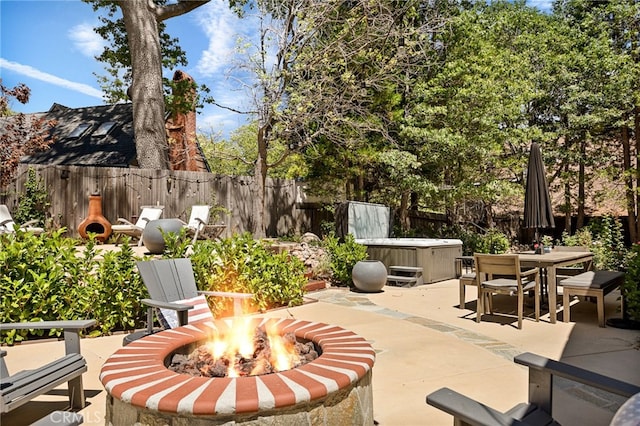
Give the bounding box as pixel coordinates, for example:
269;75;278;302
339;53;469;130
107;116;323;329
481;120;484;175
170;317;318;378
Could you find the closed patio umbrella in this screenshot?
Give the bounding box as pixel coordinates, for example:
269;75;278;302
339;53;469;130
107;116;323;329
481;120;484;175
524;142;555;247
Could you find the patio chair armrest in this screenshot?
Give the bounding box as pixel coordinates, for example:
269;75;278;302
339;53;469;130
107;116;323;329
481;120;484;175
141;298;193;312
199;291;254;300
0;320;96;332
117;217;134;226
515;352;640;399
193;217;207;227
0;320;96;355
520;267;539;278
139;217;155;225
426;387;526;426
0;218;13;226
21;219;40;227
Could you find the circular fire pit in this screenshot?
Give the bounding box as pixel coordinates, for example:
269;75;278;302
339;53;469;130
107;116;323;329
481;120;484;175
100;317;375;425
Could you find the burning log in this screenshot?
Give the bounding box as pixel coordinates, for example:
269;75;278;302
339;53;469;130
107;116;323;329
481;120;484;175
169;328;318;377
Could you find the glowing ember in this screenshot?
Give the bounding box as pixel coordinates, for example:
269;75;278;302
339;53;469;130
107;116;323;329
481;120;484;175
168;319;319;377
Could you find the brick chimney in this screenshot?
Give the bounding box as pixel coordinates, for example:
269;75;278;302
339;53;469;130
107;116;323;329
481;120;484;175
166;70;201;171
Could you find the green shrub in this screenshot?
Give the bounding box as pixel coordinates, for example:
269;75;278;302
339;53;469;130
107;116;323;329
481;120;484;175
586;216;626;271
0;229;313;344
560;216;626;271
83;242;148;335
165;233;307;315
622;244;640;322
0;231;147;344
560;228;592;247
322;233;368;287
14;167;49;227
451;226;510;255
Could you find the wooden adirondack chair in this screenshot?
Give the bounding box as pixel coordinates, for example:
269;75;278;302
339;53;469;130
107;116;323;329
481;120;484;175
0;320;96;418
427;352;640;426
127;258;253;345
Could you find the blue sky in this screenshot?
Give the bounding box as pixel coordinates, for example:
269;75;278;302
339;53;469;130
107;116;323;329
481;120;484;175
1;0;553;140
0;0;252;139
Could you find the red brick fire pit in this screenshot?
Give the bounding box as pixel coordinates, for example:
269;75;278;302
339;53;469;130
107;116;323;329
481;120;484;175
100;317;375;425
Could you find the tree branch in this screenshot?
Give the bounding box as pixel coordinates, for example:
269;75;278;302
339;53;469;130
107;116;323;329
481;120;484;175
153;0;210;21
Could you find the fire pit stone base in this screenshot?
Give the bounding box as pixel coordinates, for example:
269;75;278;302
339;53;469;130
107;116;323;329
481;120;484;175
105;369;372;425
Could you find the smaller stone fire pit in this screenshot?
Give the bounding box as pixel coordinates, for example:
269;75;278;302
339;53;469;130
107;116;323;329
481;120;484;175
100;317;375;425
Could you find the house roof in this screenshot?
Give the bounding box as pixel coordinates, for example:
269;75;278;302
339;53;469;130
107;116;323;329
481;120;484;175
20;103;137;168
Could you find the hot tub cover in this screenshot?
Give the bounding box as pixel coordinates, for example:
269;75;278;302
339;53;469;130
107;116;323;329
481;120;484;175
355;238;463;248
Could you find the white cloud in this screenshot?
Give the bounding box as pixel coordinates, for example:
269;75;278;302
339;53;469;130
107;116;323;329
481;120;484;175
198;108;248;139
0;58;104;99
68;22;105;58
194;0;245;77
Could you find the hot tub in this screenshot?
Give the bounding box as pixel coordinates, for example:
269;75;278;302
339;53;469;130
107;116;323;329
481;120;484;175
355;238;463;284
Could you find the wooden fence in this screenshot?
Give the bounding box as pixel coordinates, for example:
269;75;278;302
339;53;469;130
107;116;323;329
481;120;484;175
1;164;331;238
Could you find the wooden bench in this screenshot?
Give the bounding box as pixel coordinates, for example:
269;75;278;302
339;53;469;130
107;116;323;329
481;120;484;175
427;352;640;426
559;271;624;327
0;320;95;414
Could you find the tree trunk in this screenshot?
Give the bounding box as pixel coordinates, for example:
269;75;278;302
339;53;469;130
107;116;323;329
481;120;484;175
622;116;636;243
576;137;586;229
119;0;170;170
253;125;268;238
399;191;410;234
563;162;572;234
635;106;640;241
485;202;494;228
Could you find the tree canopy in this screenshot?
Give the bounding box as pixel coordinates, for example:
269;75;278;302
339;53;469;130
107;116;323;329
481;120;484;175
84;0;639;238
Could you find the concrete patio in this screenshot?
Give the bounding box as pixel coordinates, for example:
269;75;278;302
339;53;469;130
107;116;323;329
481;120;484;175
1;278;639;425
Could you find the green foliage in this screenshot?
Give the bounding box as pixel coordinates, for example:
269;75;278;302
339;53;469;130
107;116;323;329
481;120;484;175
0;227;311;344
560;228;593;248
0;231;147;344
200;123;308;179
586;216;626;271
322;233;368;287
455;227;510;255
621;244;640;322
561;216;626;271
164;233;307;314
14;167;49;227
161;227;193;258
83;242;148;335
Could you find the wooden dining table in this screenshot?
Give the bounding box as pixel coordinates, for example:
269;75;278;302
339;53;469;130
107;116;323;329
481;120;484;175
517;251;594;324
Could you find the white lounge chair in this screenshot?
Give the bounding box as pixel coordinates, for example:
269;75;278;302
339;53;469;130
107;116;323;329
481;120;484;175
179;205;211;244
111;206;163;246
0;204;45;235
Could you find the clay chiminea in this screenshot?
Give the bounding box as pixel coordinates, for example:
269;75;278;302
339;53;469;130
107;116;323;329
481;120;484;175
78;193;112;242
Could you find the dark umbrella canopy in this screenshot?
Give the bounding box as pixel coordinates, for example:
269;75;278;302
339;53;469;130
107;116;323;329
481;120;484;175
524;142;555;238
